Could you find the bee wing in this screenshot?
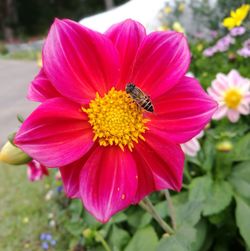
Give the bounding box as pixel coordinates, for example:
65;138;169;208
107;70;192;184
134;87;146;99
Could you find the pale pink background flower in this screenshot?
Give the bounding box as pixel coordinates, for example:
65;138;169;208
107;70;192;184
208;70;250;123
27;160;49;182
230;26;246;36
15;19;217;222
237;39;250;58
181;131;204;157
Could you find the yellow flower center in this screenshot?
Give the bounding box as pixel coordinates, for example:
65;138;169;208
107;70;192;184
224;88;242;109
83;87;149;151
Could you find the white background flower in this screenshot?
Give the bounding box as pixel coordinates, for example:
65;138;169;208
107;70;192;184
208;70;250;122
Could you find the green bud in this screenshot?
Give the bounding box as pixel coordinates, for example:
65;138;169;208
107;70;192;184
0;141;31;165
216;140;233;152
82;228;94;239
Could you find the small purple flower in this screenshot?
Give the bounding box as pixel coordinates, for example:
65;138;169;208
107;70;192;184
42;242;49;250
210;30;218;38
237;47;250;57
243;39;250;49
40;233;47;241
230;26;246;36
237;39;250;58
203;47;217;57
57;185;63;193
215;35;235;52
45;233;53;241
50;239;57;246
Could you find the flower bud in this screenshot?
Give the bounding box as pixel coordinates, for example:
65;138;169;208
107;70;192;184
216;140;233;152
0;141;31;165
82;228;94;239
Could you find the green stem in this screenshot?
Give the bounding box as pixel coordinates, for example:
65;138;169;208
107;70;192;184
95;231;112;251
164;190;177;230
184;165;192;182
140;197;175;235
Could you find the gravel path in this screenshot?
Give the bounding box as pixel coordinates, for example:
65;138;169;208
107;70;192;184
0;60;38;144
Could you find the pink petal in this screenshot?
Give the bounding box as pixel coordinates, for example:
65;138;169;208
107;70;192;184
227;109;240;122
59;147;96;198
213;105;227;120
43;19;120;104
210;79;227;95
207;86;222;100
238;103;250;114
80;146;138;222
131;31;190;99
133;130;184;203
105;19;146;89
228;69;242;86
27;68;61;102
149;76;217;143
14;98;94;167
27;160;49;182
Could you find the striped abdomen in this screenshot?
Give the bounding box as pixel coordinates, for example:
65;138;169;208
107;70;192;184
126;83;154;113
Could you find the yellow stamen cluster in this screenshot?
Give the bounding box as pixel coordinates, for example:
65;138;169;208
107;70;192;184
224;88;242;109
83;88;149;151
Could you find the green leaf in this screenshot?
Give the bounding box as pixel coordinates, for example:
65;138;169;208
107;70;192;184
127;207;152;228
83;210;101;228
109;225;130;251
65;221;84;237
172;191;202;227
203;181;232;216
229;161;250;200
233;133;250;161
175;200;203;227
125;226;158;251
202;137;216;171
190;220;207;251
8;132;17;146
69;199;83;218
157;225;196;251
111;212;127;223
189;175;213;203
17;114;24;123
235;196;250;248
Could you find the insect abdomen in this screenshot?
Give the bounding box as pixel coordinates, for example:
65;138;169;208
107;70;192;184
138;97;154;112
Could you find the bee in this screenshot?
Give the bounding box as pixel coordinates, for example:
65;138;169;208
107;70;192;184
125;83;154;113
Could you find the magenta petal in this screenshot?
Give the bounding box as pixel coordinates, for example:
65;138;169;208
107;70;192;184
150;76;217;143
80;147;138;222
133;131;185;203
43;19;120;104
105;19;146;89
27;68;61;102
14;98;94;167
131;31;190;98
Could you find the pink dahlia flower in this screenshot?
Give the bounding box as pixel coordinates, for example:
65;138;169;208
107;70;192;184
15;19;217;222
27;160;49;182
208;70;250;123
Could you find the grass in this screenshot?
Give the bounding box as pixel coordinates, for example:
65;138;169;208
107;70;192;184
0;163;57;251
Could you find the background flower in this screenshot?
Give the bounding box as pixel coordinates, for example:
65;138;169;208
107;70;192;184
223;4;250;30
230;26;246;37
27;160;49;182
208;70;250;122
181;131;204;157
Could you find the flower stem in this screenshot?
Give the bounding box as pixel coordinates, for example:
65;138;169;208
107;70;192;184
164;190;177;230
140;197;175;235
94;231;112;251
